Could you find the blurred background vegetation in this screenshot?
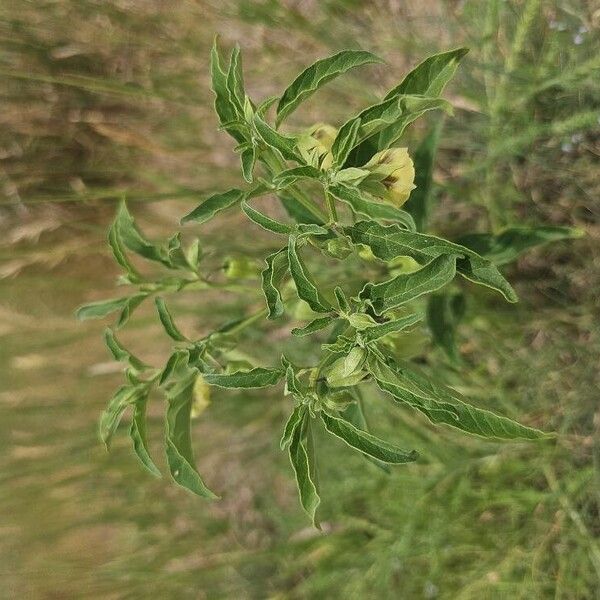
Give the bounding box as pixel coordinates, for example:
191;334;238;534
1;0;599;598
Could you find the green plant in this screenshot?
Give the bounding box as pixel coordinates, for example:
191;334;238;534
77;40;580;525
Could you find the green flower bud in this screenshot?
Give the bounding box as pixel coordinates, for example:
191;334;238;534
362;147;416;206
326;347;366;388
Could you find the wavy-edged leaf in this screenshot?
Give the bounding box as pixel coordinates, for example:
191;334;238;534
331;118;361;168
346;220;517;303
291;315;336;337
427;292;466;363
456;225;584;266
288;235;334;313
361;313;423;343
334;286;350;313
359;254;457;315
99;384;143;449
240;145;256;182
367;354;547;440
159;349;190;386
165;370;218;498
155;297;188;342
76;293;148;326
261;248;289;319
273;165;322;189
281;403;307;449
253;114;304;163
104;328;147;370
289;415;320;527
202;367;284;389
321;410;418;464
384;47;469;100
329;183;416;231
276;50;383;126
107;213;140;282
241;199;293;234
180;188;244;225
226;45;245;113
403;121;442;231
129;392;161;477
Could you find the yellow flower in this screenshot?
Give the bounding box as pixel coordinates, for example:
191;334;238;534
191;375;211;419
363;147;416;206
297;123;337;170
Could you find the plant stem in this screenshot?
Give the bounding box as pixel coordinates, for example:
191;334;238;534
325;189;337;224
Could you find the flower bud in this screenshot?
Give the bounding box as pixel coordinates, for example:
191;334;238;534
363;147;416;206
297;123;337;170
191;375;211;418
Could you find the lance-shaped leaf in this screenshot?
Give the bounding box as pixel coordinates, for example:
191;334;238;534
129;392;161;477
240;145;256;182
427;292;466;363
329;183;416;231
114;200;171;266
241;199;293;235
346;220;517;303
211;38;245;143
104;328;147;370
456;225;584;266
359;254;457;315
288;235;334;313
276;50;383;126
367;354;547;440
261;248;289;319
361;313;423;343
321;411;418;464
76;293;148;326
331;118;361;168
107;213;140;282
384;47;469;100
403;121;442;231
202;367;284;388
288;416;320;527
273;165;322;189
279;192;324;225
253;114;304;163
99;384;144;449
165;370;218;498
181;189;245;225
291;315;337;337
226;45;245;113
280;404;307;449
155;297;188;342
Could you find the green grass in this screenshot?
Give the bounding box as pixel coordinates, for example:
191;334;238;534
1;1;598;598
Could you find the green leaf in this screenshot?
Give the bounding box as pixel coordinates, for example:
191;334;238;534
129;392;161;477
326;347;367;388
288;416;320;527
211;38;245;143
159;349;190;386
241;199;293;234
403;121;442;231
280;404;307;449
279;192;325;225
99;385;143;449
329;183;416;231
276;50;383;126
165;370;218;498
202;367;284;388
359;254;457;315
104;328;147;370
76;293;148;324
361;313;423;343
226;45;245;113
115;294;148;329
180;189;245;225
384;47;469;100
331;118;361;168
240;145;256;182
367;354;547;440
288;235;333;313
273;165;322;188
427;292;466;363
334;286;350;313
155;297;188;342
456;226;584;266
291;315;336;337
346;220;517;303
261;248;289;319
321;411;418;464
107;213;141;282
253;114;304;163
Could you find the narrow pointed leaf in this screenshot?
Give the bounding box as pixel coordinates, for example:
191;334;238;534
104;328;147;370
107;215;140;281
273;165;322;188
155;297;188;342
165;371;218;498
241;199;293;234
99;385;142;449
226;45;245;113
276;50;383;126
367;355;547;440
291;315;336;337
202;367;284;388
288;236;333;313
129;393;161;477
331;117;361;168
181;189;244;225
76;293;148;323
321;411;418;464
261;248;289;319
280;404;307;449
361;313;423;343
359;254;457;315
240;145;256;182
346;220;517;302
253;114;304;163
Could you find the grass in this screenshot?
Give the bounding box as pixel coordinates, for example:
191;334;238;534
1;1;598;598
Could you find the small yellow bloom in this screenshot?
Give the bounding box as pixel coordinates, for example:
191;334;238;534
297;123;337;170
191;375;211;418
363;147;416;206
